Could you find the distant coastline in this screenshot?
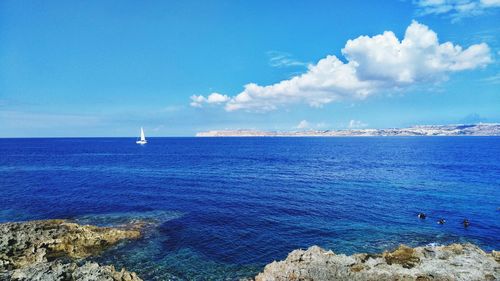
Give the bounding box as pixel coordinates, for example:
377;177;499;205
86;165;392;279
196;123;500;137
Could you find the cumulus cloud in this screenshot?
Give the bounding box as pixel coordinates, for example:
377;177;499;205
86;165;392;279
190;92;230;107
414;0;500;20
296;120;310;129
191;21;491;112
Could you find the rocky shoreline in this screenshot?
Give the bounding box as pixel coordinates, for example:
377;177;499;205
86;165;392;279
255;244;499;281
1;219;499;280
0;219;143;281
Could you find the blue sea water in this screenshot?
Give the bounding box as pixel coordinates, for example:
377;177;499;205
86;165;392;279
0;137;499;280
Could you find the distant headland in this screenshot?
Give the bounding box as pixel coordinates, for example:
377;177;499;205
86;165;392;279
197;123;500;137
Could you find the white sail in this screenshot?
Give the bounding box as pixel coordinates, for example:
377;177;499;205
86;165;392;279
136;127;147;144
140;127;146;141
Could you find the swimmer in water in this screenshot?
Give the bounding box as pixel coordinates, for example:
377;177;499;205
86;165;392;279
418;213;426;219
437;218;446;225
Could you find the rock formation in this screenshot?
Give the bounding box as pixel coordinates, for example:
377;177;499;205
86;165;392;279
5;261;141;281
255;244;499;281
3;219;499;280
0;219;142;281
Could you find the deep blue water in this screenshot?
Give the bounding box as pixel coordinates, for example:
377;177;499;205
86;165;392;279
1;137;499;280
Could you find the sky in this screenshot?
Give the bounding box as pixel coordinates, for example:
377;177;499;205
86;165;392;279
0;0;499;137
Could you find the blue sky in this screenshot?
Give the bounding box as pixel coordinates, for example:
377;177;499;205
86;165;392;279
0;0;499;137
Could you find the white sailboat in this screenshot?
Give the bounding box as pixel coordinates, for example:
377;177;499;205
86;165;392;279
136;127;147;145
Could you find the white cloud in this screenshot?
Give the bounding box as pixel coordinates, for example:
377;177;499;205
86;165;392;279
191;21;492;112
348;120;368;128
296;120;310;129
268;51;308;68
414;0;500;20
190;92;230;107
482;0;500;6
295;120;330;129
207;93;230;103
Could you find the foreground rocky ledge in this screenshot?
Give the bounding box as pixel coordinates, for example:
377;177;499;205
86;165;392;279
255;244;499;281
0;219;143;281
2;220;498;280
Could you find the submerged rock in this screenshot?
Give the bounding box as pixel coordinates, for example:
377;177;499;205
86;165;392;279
255;243;499;281
0;219;143;281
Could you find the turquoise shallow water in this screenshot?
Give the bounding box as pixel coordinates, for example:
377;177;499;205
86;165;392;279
0;137;499;280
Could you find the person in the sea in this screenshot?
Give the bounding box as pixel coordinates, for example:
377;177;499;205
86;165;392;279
437;218;446;224
463;219;470;228
418;213;426;219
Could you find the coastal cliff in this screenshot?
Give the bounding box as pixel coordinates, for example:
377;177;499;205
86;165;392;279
0;219;143;281
255;244;499;281
196;123;500;137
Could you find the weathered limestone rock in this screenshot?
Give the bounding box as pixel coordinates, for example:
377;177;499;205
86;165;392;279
0;219;143;281
255;243;499;281
6;261;142;281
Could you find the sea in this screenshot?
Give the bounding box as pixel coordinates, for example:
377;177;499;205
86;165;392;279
0;137;499;280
